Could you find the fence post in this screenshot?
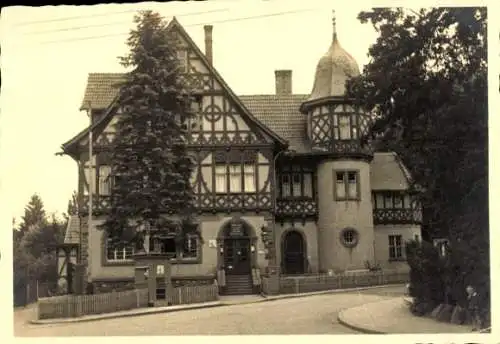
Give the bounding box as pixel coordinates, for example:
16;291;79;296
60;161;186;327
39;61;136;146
136;289;140;308
178;288;182;305
36;280;39;300
294;279;299;294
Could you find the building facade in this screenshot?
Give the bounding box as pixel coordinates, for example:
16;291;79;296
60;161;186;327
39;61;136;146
60;16;422;293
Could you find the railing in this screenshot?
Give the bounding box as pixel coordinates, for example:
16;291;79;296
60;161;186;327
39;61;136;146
276;198;318;219
81;193;273;214
261;270;409;295
373;209;422;225
80;195;111;215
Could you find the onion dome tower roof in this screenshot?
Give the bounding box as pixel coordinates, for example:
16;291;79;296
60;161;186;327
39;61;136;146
307;11;360;101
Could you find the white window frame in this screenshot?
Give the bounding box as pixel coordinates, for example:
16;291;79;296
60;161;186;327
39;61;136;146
388;235;403;260
334;170;360;201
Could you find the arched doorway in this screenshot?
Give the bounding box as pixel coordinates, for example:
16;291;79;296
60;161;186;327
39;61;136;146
220;218;254;275
282;230;306;275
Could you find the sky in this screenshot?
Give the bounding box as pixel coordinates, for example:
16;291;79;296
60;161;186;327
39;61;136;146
0;1;379;225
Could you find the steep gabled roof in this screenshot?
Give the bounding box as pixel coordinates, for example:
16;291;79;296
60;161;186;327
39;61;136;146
370;152;412;190
64;215;81;244
238;94;310;153
63;17;287;154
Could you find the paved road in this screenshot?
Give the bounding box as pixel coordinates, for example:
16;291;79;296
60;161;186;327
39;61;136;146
15;286;404;336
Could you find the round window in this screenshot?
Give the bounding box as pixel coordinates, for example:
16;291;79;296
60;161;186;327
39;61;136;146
340;228;359;248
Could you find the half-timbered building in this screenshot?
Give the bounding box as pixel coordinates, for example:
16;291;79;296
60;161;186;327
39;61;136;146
60;16;422;294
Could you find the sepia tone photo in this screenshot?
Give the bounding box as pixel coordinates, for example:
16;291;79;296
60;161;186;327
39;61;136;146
3;1;490;337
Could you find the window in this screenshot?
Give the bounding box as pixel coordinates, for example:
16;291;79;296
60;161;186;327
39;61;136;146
189;96;203;132
84;167;96;195
229;165;242;192
182;235;199;259
149;235;199;260
99;166;112;195
215;164;257;193
215;166;226;193
243;164;256;192
279;168;313;198
292;174;301;196
281;175;291;197
340;228;359;248
176;50;188;72
106;241;134;262
389;235;403;260
335;171;359;200
373;192;413;209
163;238;177;258
302;173;313;197
338;115;351;140
333;113;358;140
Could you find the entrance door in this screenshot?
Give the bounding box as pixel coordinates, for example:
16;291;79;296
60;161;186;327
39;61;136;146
223;239;251;275
283;231;305;275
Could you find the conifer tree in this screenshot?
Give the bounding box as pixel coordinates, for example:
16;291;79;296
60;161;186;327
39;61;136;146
99;11;198;248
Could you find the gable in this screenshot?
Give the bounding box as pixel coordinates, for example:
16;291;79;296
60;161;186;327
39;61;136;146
64;17;287;155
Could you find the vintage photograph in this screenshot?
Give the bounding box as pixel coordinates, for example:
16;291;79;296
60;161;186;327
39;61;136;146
3;1;489;337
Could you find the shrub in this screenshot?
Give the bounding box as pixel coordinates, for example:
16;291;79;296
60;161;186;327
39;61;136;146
406;239;446;308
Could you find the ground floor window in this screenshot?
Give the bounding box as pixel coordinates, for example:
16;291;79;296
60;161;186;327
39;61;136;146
388;235;403;260
106;242;135;262
153;235;200;260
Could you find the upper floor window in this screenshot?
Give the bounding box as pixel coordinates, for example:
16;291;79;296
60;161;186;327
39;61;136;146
99;166;112;195
176;50;188;73
333;113;359;140
279;168;313;198
335;170;359;200
176;95;203;133
215;164;256;194
373;192;412;209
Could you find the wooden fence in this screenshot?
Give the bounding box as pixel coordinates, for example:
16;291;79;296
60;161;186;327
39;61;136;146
37;288;149;320
262;270;409;295
37;283;220;320
164;284;219;306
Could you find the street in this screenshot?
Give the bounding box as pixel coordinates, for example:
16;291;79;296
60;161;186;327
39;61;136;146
15;286;404;336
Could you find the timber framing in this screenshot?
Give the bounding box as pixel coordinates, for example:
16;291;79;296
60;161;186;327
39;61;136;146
61;17;288;160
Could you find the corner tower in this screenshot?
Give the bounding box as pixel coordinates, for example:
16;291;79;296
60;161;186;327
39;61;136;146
300;11;375;273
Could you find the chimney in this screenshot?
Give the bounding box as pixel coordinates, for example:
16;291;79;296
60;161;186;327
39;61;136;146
204;25;213;65
275;70;292;95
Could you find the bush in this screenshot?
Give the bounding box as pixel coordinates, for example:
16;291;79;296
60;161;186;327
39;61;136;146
406;239;446;308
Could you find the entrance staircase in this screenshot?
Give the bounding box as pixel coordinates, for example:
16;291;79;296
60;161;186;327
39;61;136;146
224;274;254;295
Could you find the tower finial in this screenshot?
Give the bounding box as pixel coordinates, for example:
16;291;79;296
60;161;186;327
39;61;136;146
332;9;337;39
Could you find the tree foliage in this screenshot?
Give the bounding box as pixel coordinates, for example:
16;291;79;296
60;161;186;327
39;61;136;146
13;194;66;304
18;194;47;234
99;11;198;247
349;7;488;316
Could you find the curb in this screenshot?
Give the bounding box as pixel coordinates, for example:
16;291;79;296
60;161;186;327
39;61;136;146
29;283;405;325
337;312;386;334
29;302;224;325
336;298;392;334
260;283;405;303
